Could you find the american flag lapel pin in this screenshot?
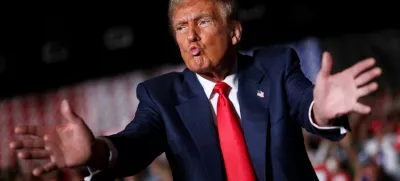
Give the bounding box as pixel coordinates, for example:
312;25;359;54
256;90;264;98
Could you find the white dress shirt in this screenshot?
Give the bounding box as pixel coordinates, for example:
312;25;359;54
195;72;346;134
85;71;346;180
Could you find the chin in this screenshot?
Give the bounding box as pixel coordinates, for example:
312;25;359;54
188;66;209;74
187;59;209;73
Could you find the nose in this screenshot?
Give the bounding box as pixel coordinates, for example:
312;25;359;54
187;26;200;42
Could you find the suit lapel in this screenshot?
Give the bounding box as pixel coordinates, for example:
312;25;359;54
175;54;271;180
175;69;225;180
237;54;271;181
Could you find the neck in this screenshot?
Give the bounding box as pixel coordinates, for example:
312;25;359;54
198;52;236;82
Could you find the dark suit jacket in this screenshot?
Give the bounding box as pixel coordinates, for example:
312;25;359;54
105;46;348;181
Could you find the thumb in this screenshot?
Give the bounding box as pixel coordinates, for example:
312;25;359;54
320;51;333;77
61;99;81;122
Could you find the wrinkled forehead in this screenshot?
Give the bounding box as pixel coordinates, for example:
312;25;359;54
172;0;223;25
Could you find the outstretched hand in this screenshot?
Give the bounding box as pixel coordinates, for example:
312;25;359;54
9;100;95;176
312;52;382;126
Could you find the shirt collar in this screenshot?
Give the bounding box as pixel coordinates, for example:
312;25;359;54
196;57;238;99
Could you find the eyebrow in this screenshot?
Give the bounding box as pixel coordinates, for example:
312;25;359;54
174;13;211;26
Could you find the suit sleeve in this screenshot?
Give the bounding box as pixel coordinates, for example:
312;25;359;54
284;48;350;141
104;82;167;178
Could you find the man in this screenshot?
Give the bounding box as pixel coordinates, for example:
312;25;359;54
9;0;382;180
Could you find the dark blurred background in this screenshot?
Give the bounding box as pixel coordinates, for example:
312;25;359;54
0;2;399;98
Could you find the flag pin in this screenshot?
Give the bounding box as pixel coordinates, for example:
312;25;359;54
257;90;264;98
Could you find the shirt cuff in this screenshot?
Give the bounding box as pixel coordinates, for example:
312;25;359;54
308;101;347;134
83;137;118;181
97;136;118;168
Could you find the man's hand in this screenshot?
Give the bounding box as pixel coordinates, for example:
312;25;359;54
9;100;95;176
313;52;382;126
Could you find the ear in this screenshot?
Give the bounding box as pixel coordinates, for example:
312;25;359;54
230;21;242;46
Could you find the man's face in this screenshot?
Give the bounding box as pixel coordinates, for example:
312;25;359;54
172;0;240;74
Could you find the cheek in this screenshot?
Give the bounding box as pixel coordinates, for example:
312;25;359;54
176;38;186;52
177;41;190;58
208;26;229;46
204;35;229;57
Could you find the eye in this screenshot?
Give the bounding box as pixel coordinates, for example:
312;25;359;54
176;25;186;32
199;19;210;26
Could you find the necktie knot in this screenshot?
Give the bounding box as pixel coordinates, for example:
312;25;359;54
213;82;231;96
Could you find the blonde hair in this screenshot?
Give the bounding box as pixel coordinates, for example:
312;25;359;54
168;0;238;26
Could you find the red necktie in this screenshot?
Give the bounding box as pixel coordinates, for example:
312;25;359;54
214;82;256;181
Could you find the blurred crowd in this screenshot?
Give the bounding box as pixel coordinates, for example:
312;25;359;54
308;91;400;181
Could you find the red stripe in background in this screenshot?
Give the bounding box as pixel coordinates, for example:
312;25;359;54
46;90;61;126
0;100;8;171
7;99;17;169
20;96;33;175
0;100;13;176
39;95;46;173
43;92;54;126
28;95;43;175
37;95;46;133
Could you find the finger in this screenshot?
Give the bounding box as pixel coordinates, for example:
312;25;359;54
358;82;379;97
9;138;45;149
44;139;65;166
319;52;333;77
14;125;45;136
355;67;382;86
352;103;371;114
17;149;49;159
349;58;376;77
32;162;57;176
61;99;82;123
